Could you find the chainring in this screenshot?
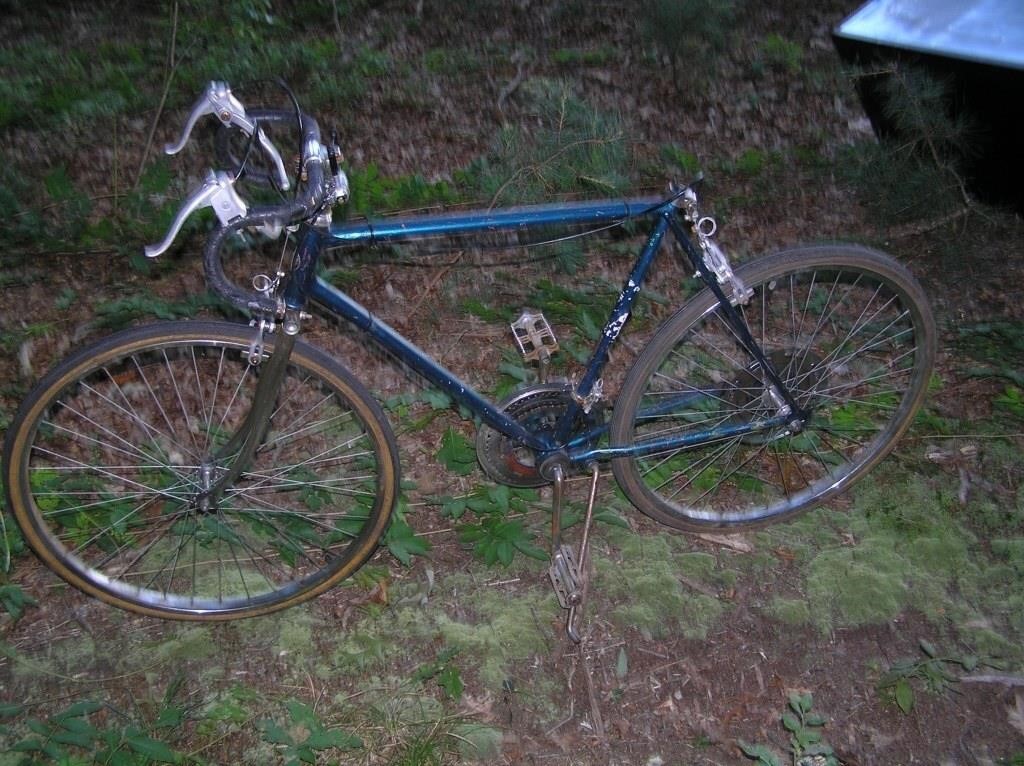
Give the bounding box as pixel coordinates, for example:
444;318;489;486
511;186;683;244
475;383;603;487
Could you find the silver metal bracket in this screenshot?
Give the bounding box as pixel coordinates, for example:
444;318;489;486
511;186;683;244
698;233;753;306
248;318;274;366
164;81;291;191
680;192;753;307
144;170;249;259
546;463;601;643
572;378;604;414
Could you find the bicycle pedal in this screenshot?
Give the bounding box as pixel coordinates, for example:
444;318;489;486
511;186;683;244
511;310;558;363
548;544;583;609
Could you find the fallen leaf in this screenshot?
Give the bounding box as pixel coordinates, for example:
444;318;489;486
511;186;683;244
460;692;496;722
1007;694;1024;737
696;533;753;553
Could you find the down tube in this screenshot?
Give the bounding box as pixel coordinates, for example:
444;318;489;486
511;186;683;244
309;277;546;450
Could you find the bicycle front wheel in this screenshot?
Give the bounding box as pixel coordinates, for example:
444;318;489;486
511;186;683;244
611;245;935;530
3;321;399;619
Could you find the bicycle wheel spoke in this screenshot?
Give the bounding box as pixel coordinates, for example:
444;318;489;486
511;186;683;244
52;389;185;472
613;247;934;529
7;322;397;618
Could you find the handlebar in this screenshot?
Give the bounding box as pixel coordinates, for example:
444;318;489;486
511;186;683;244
144;81;348;315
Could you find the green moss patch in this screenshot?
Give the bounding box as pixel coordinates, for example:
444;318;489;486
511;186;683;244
435;587;557;688
752;466;1023;657
594;533;729;640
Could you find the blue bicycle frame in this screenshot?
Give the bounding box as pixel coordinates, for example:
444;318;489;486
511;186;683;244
281;194;793;468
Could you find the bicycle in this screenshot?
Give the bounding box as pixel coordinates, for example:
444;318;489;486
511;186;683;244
2;82;936;640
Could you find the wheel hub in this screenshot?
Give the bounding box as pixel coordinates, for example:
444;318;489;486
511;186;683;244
728;349;826;410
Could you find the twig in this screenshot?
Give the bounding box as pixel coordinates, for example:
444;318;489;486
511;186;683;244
497;57;527;116
135;1;179;189
678;574;719;598
13;193;127;219
405;251;463;322
580;634;608;748
696;532;753;553
961;674;1024;687
544;704;574;736
907;432;1024;441
331;0;343;37
885;206;969;240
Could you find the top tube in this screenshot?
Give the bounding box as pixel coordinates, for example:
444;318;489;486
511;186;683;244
327;195;671;246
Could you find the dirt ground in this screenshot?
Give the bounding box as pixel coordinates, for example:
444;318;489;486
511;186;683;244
2;1;1024;764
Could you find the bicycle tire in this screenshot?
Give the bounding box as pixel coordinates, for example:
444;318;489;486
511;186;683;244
610;244;936;531
3;321;400;619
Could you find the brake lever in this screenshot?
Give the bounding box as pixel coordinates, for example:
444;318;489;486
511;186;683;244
144;170;248;259
163;81;291;191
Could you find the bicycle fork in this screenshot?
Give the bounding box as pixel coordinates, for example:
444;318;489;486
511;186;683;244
199;314;300;508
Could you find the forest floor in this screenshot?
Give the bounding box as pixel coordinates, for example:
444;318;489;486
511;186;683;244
2;1;1024;764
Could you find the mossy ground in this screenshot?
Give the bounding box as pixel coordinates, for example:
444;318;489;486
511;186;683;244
3;0;1024;763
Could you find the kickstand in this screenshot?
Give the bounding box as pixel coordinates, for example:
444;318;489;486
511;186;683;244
547;463;601;643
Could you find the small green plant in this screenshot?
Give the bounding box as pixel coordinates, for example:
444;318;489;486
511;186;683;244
434;483;550;566
737;148;766;176
411;647;465;701
383;500;432;566
436;428;478;476
641;0;738;84
423;47;481;76
92;292;233;331
344;164;458;217
458;517;548;566
660;144;702;176
0;582;37;620
258;699;362;766
876;638;981;714
437;484;536;520
759;34;803;74
740;692;839;766
8;700;186;764
551;46;617;67
995;386;1024;419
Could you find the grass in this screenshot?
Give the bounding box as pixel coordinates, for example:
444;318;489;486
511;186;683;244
3;1;1024;763
0;589;501;763
4;400;1023;760
595;533;728;640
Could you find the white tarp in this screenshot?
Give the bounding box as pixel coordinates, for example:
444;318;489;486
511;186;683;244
836;0;1024;69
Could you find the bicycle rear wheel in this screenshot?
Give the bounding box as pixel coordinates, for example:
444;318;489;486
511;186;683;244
3;321;399;619
611;245;935;530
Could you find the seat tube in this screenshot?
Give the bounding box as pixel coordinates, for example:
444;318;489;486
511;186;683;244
555;212;672;444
